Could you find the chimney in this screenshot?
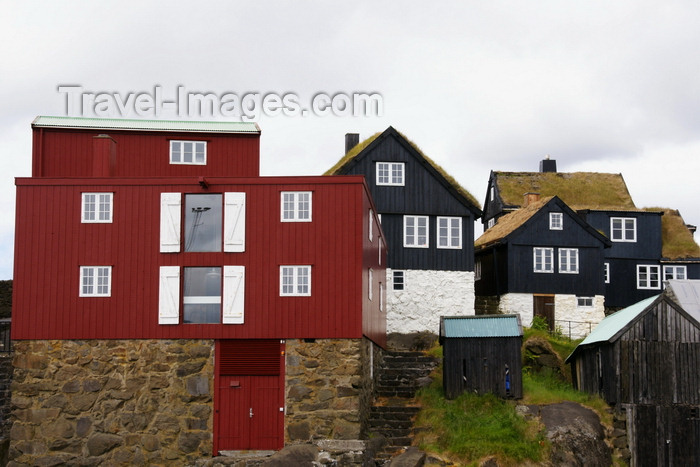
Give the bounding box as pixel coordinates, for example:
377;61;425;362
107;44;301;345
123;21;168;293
93;134;117;177
523;192;540;207
345;133;359;154
539;155;557;173
687;224;697;236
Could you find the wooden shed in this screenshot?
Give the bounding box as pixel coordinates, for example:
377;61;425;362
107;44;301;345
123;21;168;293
566;292;700;466
439;315;523;399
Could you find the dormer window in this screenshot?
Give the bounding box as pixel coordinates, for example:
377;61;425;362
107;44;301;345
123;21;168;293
170;141;206;165
611;217;636;242
549;212;563;230
376;162;404;186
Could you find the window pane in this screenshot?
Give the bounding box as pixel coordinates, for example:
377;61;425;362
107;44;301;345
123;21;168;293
83;194;96;221
185;194;222;252
82;268;94;295
183;142;193;163
184;267;221;323
171;142;181;162
195;142;206;163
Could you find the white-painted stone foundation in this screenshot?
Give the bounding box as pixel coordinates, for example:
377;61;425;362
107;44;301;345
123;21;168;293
387;269;474;334
498;293;605;339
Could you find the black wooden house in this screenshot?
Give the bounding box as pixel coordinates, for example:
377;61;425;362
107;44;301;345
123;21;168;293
474;195;611;337
566;292;700;466
326;127;482;334
439;314;523;399
482;159;700;311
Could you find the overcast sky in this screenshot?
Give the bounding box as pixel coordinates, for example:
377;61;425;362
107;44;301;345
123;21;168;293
1;1;700;279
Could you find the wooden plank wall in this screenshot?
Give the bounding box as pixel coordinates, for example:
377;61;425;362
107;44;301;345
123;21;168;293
443;336;523;399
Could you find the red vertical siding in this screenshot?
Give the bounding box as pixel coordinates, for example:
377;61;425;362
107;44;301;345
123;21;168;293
32;128;260;178
13;176;385;346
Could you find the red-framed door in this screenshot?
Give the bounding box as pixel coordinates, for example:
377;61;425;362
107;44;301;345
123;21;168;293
214;340;285;453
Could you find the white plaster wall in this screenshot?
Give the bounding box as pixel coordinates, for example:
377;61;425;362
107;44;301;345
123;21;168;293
554;295;605;340
387;269;475;334
499;293;605;340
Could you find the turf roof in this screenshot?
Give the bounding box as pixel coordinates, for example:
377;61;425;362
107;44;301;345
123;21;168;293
475;196;553;249
325;128;482;210
644;207;700;259
494;172;636;211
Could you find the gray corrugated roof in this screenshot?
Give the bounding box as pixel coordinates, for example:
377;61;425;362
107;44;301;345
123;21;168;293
665;280;700;323
32;116;260;134
442;315;522;338
575;295;657;349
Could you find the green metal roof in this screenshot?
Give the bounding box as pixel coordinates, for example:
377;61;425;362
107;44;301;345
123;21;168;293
565;295;660;364
575;295;658;348
32;116;260;134
442;315;522;338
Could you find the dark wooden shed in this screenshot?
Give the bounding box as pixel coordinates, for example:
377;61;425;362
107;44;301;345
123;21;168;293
566;292;700;466
439;315;523;399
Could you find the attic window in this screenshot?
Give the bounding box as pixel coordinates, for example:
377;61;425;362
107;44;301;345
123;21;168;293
170;141;206;165
663;265;686;281
376;162;404;186
549;212;563;230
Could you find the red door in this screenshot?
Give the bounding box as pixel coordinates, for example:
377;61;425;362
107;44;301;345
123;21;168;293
214;340;284;453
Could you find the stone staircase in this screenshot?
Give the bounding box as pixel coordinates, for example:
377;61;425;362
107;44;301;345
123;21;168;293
368;350;440;464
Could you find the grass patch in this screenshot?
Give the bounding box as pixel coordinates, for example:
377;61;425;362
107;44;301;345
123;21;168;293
415;371;547;465
414;326;612;463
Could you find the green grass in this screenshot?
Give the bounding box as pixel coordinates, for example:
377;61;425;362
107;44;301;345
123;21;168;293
415;371;547;466
413;327;612;464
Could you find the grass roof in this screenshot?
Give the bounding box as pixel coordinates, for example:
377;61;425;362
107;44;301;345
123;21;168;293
325;129;481;209
644;207;700;259
495;172;635;211
475;197;553;249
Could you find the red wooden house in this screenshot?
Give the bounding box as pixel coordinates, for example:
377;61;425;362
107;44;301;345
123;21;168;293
11;117;386;463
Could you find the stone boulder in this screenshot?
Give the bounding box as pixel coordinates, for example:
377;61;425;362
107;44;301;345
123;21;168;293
522;337;566;379
534;401;611;466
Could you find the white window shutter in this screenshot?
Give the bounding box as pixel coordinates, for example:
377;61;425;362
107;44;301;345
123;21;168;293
159;266;180;324
222;265;245;324
224;192;246;252
160;193;181;252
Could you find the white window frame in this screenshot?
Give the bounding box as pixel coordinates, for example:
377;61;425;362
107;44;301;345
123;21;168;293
559;248;579;274
393;270;405;291
487;218;495;229
577;296;594;308
475;260;482;281
379;283;384;312
82;193;113;223
79;266;112;297
281;191;312;222
604;262;610;284
280;265;311;296
549;212;563;230
369;269;374;301
170;140;207;165
611;217;637;242
404;215;429;248
369;209;374;242
533;247;554;273
437;217;462;249
637;265;661;290
376;162;405;186
663;265;687;281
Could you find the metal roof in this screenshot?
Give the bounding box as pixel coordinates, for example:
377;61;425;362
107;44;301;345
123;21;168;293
575;295;658;348
32;116;260;134
665;280;700;323
441;315;522;338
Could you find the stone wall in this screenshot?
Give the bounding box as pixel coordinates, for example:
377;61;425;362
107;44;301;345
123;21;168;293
9;339;215;466
284;338;375;443
387;269;475;334
499;293;605;339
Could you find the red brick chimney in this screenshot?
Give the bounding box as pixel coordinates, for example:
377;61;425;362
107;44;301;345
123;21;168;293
523;192;540;207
